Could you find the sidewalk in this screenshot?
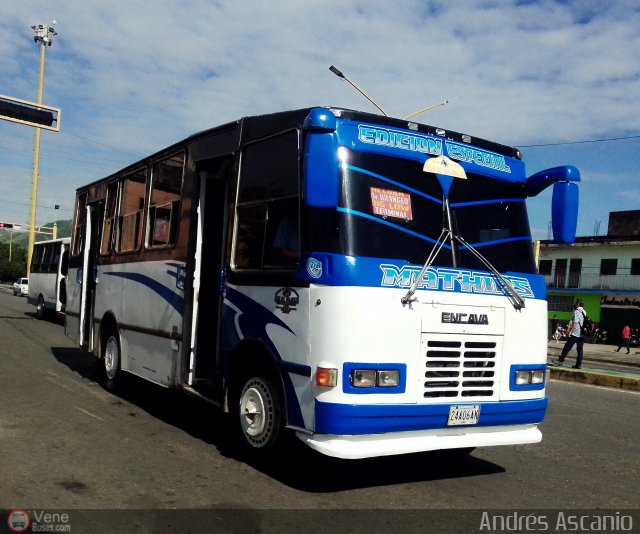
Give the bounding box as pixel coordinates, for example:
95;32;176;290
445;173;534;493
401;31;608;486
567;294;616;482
546;339;640;391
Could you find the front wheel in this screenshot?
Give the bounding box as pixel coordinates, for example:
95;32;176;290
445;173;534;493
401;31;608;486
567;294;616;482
236;375;282;452
99;326;122;392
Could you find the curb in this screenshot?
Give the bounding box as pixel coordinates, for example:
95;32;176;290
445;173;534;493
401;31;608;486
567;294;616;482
547;366;640;392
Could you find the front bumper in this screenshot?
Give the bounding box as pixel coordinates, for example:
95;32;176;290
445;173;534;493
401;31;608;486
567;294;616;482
297;398;547;459
298;423;542;459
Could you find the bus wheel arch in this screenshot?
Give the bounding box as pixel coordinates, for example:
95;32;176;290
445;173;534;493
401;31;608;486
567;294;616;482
98;313;122;391
227;341;285;452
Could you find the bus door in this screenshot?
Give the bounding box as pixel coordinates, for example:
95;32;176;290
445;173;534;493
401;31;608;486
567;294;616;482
78;202;103;350
187;158;230;386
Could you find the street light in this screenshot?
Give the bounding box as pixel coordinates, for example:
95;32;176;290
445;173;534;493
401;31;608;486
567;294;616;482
26;21;57;274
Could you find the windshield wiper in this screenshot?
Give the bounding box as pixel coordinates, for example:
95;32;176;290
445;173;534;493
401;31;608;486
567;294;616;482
401;228;450;305
450;232;525;310
400;229;525;310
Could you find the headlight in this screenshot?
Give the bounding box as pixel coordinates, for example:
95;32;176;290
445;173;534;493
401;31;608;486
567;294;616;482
352;370;377;388
531;370;545;384
378;370;400;387
515;369;546;385
351;369;400;388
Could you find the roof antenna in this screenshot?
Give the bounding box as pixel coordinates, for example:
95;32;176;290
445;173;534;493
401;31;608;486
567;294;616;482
329;65;387;116
403;99;453;120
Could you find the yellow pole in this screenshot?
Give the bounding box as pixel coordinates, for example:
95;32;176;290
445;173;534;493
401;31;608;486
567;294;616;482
53;222;57;240
27;42;46;274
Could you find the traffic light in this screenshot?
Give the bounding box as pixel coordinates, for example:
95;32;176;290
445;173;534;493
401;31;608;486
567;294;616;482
0;223;14;229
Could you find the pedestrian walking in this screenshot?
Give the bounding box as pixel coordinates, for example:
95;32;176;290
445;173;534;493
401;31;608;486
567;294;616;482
615;325;631;354
551;302;585;369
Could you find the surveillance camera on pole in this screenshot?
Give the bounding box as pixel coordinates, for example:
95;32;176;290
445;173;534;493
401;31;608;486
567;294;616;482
31;23;57;46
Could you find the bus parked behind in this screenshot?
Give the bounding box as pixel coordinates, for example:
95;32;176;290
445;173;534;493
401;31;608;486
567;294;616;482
29;237;70;319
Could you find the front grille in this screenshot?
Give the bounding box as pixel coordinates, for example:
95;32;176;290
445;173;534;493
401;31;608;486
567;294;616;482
423;338;498;399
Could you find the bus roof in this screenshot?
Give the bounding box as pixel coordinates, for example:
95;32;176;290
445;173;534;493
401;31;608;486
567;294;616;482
33;237;71;246
76;106;521;191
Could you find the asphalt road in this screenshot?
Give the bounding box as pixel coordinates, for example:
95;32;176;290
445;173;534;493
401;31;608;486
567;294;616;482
0;290;638;533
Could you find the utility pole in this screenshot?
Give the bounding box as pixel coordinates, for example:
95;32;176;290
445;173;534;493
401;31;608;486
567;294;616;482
27;22;57;274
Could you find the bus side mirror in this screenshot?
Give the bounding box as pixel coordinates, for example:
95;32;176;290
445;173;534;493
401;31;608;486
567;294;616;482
304;109;339;208
551;181;579;244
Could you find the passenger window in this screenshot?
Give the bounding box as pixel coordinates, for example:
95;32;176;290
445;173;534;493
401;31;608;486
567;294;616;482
72;193;88;256
119;169;147;252
148;152;184;248
101;181;120;255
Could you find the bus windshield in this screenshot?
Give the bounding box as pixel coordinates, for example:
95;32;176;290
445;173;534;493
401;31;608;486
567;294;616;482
309;149;535;274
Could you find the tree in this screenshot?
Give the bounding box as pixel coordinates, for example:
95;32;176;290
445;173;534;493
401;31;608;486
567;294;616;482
0;242;27;282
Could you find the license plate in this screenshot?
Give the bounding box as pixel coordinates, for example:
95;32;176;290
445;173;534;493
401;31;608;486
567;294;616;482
447;405;480;426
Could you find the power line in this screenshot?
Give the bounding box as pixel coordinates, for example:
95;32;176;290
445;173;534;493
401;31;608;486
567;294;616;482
63;130;141;158
0;198;72;212
519;134;640;148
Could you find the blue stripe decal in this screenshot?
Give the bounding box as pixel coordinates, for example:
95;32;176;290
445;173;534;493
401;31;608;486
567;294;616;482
337;207;445;246
342;164;442;205
297;254;545;300
103;271;184;314
222;287;305;428
465;236;531;249
280;360;312;378
337;207;531;250
314;398;548;435
450;198;525;208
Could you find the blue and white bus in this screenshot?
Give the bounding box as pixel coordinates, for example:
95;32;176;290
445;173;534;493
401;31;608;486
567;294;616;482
65;107;579;459
29;237;71;319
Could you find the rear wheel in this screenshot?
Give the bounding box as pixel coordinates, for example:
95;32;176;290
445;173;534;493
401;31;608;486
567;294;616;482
235;374;282;452
36;295;46;319
99;326;122;392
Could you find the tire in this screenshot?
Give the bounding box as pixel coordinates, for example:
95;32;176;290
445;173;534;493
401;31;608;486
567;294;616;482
235;375;282;452
99;326;122;392
36;295;46;320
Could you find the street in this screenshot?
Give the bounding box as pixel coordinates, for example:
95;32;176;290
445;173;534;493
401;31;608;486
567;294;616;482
0;290;638;532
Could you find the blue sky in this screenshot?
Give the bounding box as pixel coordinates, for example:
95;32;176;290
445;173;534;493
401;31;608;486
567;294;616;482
0;0;638;239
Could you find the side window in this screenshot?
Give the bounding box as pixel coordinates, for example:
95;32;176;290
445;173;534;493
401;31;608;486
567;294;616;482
51;244;61;273
234;131;300;270
31;246;42;273
101;181;120;255
119;169;147;252
72;193;88;256
600;258;617;276
42;243;53;272
147;152;184;248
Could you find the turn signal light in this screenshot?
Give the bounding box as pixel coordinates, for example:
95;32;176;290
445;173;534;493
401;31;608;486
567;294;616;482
316;367;337;388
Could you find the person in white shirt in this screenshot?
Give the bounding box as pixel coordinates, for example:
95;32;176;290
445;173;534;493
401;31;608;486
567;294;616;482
551;301;585;369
